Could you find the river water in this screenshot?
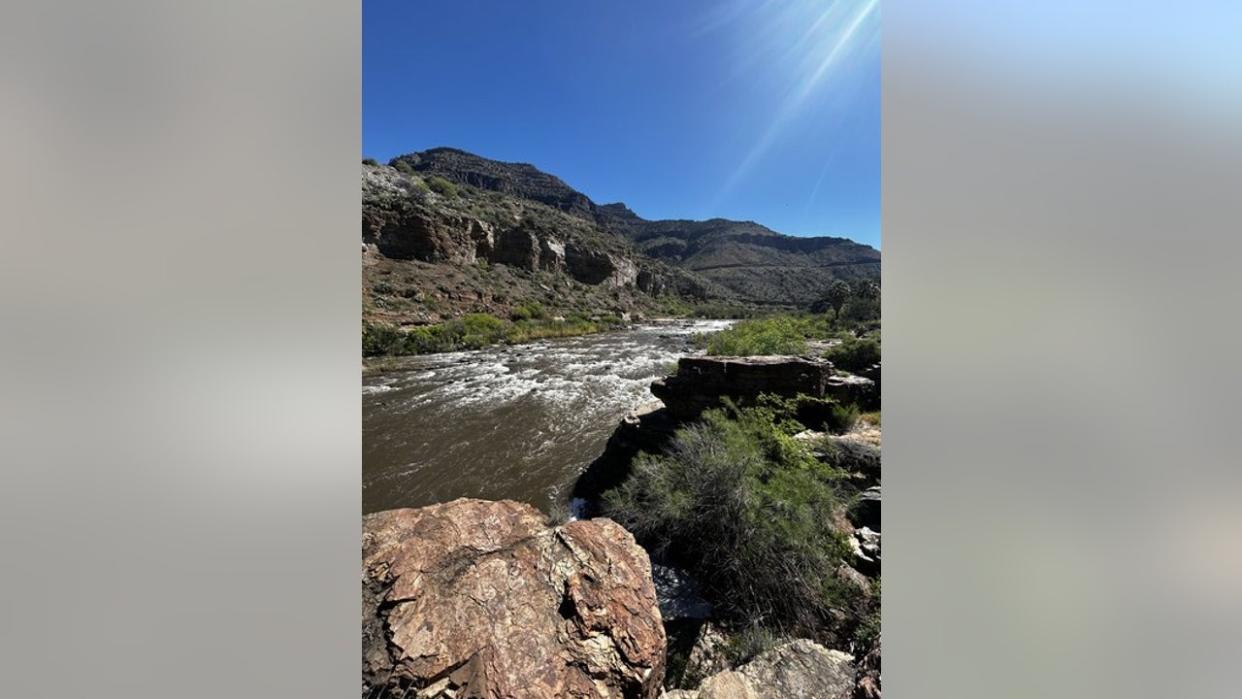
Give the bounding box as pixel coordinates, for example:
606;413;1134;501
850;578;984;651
362;319;733;515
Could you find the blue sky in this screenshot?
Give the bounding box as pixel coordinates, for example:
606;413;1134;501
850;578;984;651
363;1;880;248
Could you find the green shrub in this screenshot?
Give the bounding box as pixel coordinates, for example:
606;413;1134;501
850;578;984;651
425;175;458;198
362;157;379;166
510;301;546;321
603;403;851;634
452;313;506;348
723;626;781;666
705;317;809;356
391;159;415;175
403;324;454;354
362;323;403;356
756;393;859;434
823;336;880;374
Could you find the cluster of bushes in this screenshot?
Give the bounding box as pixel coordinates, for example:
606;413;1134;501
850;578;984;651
702;316;810;356
696;314;881;371
757;393;859;434
424;175;458;198
509;301;546;321
363;313;507;355
822;335;880;373
362;311;626;356
602;400;861;636
811;278;880;332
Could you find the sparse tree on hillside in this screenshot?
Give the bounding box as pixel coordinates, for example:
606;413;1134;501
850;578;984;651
853;279;879;301
824;280;852;322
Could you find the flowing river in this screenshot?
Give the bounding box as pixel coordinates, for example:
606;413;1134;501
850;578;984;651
362;319;733;515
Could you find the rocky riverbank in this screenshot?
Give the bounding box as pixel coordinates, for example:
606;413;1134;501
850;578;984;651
362;354;881;698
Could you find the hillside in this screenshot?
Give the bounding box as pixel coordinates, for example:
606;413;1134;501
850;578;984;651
594;206;881;305
388;148;880;306
364;148;880;326
362;161;722;327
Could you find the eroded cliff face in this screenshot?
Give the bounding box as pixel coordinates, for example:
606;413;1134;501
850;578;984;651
362;498;667;699
362;163;713;323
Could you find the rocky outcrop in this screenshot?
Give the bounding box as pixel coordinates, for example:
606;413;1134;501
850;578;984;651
572;401;680;509
666;640;855;699
651;357;875;422
850;527;881;576
362;499;666;699
566;243;640;288
393;147;597;218
853;639;880;699
850;486;881;532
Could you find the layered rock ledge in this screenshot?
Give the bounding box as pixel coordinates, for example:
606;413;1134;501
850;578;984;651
362;498;667;698
651;356;875;421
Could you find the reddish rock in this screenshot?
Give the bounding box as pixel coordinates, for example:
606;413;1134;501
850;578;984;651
362;499;666;698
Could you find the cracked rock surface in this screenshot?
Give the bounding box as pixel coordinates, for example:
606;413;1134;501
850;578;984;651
664;639;855;699
362;498;666;698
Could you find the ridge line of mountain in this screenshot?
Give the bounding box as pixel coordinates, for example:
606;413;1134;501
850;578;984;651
363;147;879;325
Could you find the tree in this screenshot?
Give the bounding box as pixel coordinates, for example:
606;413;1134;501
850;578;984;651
825;280;852;322
853;279;879;301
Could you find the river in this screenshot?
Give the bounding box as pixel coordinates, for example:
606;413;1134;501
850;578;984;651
362;319;733;515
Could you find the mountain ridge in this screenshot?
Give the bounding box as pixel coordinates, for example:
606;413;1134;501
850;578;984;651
383;147;880;306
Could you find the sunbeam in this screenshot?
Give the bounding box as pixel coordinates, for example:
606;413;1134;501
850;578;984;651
711;0;879;208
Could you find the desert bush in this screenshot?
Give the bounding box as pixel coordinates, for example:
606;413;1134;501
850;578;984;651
425;175;458;198
723;625;781;666
840;296;880;324
452;313;506;348
704;317;808;356
510;301;546;321
825;402;859;433
361;157;379;166
823;336;880;374
391;159;415;175
757;393;859;435
362;323;403;356
603;403;852;634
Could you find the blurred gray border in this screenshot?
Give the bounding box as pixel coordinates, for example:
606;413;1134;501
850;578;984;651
1;1;360;697
885;3;1242;698
3;2;1241;698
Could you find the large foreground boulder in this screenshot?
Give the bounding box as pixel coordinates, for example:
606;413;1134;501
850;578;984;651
665;639;855;699
362;499;666;698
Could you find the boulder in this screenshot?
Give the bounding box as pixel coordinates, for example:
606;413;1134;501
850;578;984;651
362;499;666;699
849;487;881;532
853;638;880;699
850;527;881;576
669;640;855;699
682;622;730;682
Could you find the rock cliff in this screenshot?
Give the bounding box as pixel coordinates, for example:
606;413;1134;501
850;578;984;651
363;147;880;323
651;356;875;422
362;499;667;698
362;161;720;325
